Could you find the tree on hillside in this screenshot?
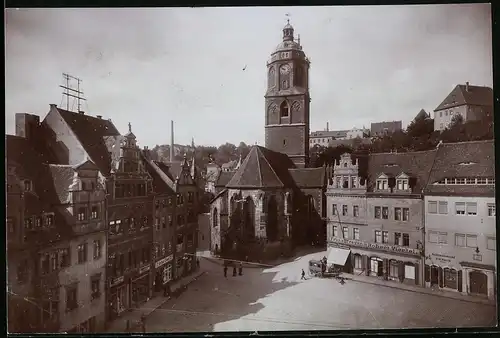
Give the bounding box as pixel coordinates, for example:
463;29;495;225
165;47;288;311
237;142;251;160
316;144;353;167
309;144;327;167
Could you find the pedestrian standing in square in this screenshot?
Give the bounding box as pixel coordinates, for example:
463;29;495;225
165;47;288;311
223;265;228;278
238;262;243;276
232;265;237;276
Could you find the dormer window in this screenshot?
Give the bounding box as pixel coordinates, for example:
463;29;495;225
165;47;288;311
395;173;410;191
342;177;349;189
376;177;388;190
77;207;86;221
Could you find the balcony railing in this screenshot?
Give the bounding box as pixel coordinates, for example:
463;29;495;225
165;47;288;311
330;237;421;256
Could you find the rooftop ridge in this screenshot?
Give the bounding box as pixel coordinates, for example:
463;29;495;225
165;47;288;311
256;146;284;188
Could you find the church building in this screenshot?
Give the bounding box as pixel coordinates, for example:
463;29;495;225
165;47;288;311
209;22;327;261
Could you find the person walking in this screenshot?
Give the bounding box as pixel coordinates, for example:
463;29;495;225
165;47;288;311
223;265;228;278
301;268;306;280
232;265;237;277
238;262;243;276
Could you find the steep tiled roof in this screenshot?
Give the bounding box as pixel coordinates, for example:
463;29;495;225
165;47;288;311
151;160;176;191
215;171;235;187
6;135;73;242
57;109;120;176
288;168;326;188
367;149;437;194
424;140;495;196
226;146;296;189
48;165;77;204
163;161;182;180
434;84;493;111
415;109;429;120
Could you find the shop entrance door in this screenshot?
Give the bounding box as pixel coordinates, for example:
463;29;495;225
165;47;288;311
469;270;488;296
430;266;439;286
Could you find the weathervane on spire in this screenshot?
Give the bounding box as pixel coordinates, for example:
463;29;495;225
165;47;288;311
285;13;291;24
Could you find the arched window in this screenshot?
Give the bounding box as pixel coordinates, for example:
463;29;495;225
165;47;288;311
213;208;219;228
280;101;289;118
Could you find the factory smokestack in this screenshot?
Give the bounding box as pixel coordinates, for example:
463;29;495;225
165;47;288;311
170;120;174;162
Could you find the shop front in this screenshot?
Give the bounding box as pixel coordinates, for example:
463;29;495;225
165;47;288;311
154;254;174;294
131;265;151;308
349;249;421;285
326;246;351;273
108;276;128;321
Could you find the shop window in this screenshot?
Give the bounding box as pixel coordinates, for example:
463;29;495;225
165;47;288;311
443;268;458;289
389;261;399;278
404;264;415;280
354;255;362;269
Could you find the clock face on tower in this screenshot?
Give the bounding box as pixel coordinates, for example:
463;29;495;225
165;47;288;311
280;64;291;75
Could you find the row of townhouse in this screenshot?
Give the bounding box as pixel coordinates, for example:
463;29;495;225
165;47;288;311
7;106;200;333
325;140;495;300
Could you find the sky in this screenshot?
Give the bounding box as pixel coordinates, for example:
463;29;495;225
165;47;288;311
5;4;493;148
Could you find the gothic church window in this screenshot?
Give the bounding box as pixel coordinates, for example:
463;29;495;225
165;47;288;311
280;101;289;118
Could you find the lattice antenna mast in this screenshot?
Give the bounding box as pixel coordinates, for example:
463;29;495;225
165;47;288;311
59;73;86;111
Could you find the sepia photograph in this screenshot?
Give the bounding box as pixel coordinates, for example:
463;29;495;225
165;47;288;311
5;3;496;333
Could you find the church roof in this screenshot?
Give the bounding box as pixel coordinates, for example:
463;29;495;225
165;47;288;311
434;84;493;111
288;168;325;188
225;145;296;189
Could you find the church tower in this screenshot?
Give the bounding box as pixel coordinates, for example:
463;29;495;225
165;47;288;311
265;21;311;168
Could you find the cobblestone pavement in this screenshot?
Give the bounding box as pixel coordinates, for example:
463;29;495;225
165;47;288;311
144;257;496;332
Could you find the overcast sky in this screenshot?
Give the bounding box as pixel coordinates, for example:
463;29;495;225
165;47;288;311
6;4;492;148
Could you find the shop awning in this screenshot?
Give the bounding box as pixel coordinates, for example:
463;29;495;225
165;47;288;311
327;247;351;266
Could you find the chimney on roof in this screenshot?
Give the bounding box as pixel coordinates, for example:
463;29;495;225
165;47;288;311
465;81;469;92
79;111;85;115
96;115;102;119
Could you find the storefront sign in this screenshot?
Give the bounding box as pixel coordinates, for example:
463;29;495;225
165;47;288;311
473;254;482;262
139;265;151;274
155;254;174;269
331;237;420;256
110;276;124;287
